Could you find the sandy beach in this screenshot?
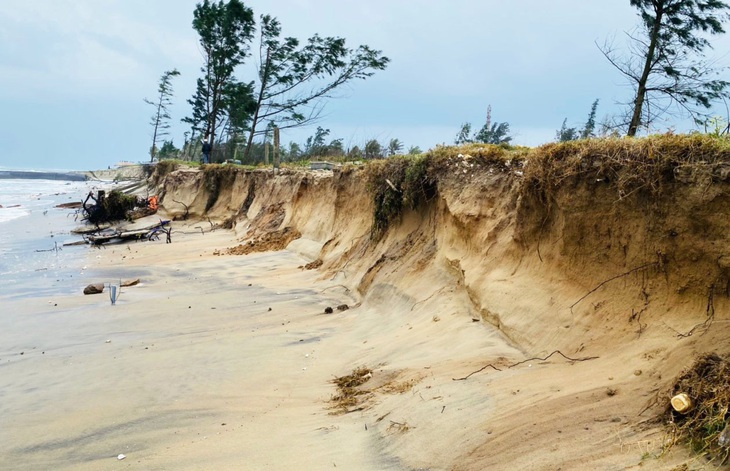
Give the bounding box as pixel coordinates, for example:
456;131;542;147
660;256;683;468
2;220;522;470
4;148;730;470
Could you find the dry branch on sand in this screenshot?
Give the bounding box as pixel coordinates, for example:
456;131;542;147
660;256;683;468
329;367;421;415
329;367;373;414
453;350;599;381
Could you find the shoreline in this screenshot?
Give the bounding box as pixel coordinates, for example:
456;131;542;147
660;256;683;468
0;170;87;182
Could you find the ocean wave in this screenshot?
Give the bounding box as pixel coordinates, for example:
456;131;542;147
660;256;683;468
0;206;31;224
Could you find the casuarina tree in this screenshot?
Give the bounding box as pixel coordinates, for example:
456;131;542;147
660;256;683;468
243;14;389;159
555;99;600;142
184;0;256;154
145;69;180;162
600;0;730;136
474;105;512;145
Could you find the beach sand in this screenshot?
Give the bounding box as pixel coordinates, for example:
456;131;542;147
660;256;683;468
3;160;727;470
0;220;700;471
3;215;526;470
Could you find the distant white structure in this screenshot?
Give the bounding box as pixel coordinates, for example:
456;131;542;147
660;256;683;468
310;161;336;170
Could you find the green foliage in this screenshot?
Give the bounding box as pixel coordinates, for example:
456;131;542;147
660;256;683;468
243;13;389;159
86;190;139;224
347;145;363;160
557;100;601;142
580;99;599;139
223;81;257;135
604;0;730;136
387;138;403;156
556;119;579;142
304;126;330;156
157;140;180;159
364;139;382;159
366;157;410;239
403;154;436;210
475;115;512;145
454;122;473;145
145;68;180;162
364;144;517;239
407;145;422;155
703;115;730;136
459;105;513;145
286;141;302;161
184;0;256;146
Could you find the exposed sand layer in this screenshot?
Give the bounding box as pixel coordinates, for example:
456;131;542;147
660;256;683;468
4;153;730;470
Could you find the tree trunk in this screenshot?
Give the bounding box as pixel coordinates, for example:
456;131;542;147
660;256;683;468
150;97;163;162
273;126;280;170
628;4;664;137
244;48;272;161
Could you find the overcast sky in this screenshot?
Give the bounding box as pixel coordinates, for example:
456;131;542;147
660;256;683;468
2;0;730;170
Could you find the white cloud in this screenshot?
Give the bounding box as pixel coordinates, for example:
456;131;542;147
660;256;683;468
0;0;200;100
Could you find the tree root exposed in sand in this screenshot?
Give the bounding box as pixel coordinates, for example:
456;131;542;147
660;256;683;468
570;262;658;313
663;285;716;338
452;364;502;381
411;286;448;311
453;350;599;381
171;199;190;220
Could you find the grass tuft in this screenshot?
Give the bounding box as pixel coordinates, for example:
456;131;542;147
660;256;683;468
329;367;373;414
666;352;730;461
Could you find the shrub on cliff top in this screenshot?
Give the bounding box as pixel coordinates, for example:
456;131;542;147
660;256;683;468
150;160;179;186
364;144;525;239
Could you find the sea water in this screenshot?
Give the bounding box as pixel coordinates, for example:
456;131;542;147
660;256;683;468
0;178;107;299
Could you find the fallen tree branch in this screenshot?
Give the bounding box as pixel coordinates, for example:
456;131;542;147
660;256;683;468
570;262;657;313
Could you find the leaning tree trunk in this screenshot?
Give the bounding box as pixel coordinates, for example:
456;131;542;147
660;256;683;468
628;6;664;137
244;48;272;161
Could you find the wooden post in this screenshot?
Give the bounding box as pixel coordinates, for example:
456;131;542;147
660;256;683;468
264;142;269;165
273;127;280;171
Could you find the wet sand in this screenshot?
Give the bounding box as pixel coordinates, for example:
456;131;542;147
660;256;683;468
1;225;405;469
